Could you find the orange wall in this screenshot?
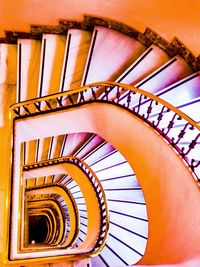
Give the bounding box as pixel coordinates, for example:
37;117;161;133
14;103;200;265
0;0;200;56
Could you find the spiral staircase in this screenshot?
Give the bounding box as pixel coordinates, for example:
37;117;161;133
1;16;200;267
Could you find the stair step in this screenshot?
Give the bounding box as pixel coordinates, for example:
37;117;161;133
36;137;51;162
91;256;109;267
101;175;140;189
48;135;65;159
27;177;37;187
90;150;130;172
45;175;54;184
131;72;200;124
110;210;148;237
94;161;135;178
108;201;147;220
136;55;193;93
110;222;146;256
61;133;93;157
22;33;67;170
179;97;200;121
99;243;130;266
157;72;200;106
105;188;144;202
17;39;41;102
60;29;92;91
82;26;146;86
116;44;170;85
36;177;45;186
75;134;103;159
105;233;142;265
117;55;193;108
38;34;66;97
84;142;115;165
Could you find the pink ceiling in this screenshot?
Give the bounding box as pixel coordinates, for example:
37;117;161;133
0;0;200;56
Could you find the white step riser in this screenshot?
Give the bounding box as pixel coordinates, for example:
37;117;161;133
17;39;41;102
38;34;66;97
60;30;92;92
116;44;170;85
82;26;146;86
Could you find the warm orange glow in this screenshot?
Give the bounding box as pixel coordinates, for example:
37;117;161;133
0;0;200;55
1;1;200;266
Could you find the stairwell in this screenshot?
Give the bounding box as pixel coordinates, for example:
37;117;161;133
0;15;200;267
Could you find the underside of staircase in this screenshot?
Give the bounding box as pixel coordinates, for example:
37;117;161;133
0;15;200;267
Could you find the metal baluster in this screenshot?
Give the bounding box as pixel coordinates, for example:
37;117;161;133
144;99;153;120
162;113;180;136
91;87;97;100
181;133;200;157
22;105;31;115
171;123;191;145
57;97;63;107
191;159;200;178
68;95;74;105
115;86;121;104
79;91;85;103
125;90;132;108
34;101;41;112
136;94;144;114
152;105;168;128
101;86;109;101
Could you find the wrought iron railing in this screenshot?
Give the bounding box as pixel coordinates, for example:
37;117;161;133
11;82;200;182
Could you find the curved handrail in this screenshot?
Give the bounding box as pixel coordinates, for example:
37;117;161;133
11;82;200;181
23;156;109;256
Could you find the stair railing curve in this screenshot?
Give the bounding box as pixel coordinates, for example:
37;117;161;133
11;82;200;182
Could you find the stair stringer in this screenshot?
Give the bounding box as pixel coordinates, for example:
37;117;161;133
12;102;200;265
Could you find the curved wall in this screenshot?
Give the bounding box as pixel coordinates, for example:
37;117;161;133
15;102;200;264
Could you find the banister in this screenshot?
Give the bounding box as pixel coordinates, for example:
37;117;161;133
10;82;200;181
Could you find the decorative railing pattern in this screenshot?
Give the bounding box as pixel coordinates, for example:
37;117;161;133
12;82;200;181
23;156;109;254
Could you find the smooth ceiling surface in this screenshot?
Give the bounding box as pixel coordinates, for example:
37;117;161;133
0;0;200;54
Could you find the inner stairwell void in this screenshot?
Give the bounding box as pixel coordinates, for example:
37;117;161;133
1;16;200;267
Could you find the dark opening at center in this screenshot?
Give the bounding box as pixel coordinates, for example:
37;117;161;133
29;215;48;244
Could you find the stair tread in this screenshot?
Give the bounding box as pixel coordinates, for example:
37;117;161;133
157;72;200;106
116;44;170;85
17;38;41;101
136;55;193;93
82;26;146;86
38;34;66;97
60;29;92;92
